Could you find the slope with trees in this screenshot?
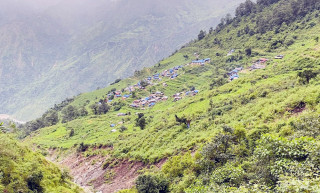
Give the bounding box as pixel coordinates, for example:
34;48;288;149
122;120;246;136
23;0;320;192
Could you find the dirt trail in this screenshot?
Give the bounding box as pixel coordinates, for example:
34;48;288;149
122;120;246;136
47;150;166;193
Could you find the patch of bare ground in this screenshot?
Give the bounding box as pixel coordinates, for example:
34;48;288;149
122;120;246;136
287;102;306;115
47;149;167;193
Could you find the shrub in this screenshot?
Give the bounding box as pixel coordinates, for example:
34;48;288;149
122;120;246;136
136;113;146;130
78;142;89;152
211;163;245;187
69;128;75;137
136;174;169;193
27;171;43;193
298;70;318;84
290;114;320;138
162;152;194;178
119;126;128;132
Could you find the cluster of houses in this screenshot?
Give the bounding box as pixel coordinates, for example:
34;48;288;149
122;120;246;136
107;58;211;109
173;89;199;102
106;91;132;103
227;67;243;81
160;65;184;79
130;91;168;108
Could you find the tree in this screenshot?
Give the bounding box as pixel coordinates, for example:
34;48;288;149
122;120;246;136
43;110;59;126
27;171;44;193
90;103;99;115
98;102;110;114
136;113;146;130
298;70;318;84
235;0;255;17
225;13;233;25
79;107;88;116
69;128;75;137
245;48;252;56
209;27;214;34
62;105;79;123
198;30;206;41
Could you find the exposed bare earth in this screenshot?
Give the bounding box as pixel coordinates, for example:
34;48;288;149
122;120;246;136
47;150;166;193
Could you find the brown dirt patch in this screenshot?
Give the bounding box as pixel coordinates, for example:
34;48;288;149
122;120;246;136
47;149;166;193
287;102;306;115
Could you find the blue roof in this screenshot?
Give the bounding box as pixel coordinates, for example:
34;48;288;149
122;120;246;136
194;90;199;93
110;124;115;127
108;100;113;102
149;103;156;107
145;97;150;100
192;59;205;63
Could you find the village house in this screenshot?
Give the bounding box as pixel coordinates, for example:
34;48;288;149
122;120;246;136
249;58;268;71
174;96;182;101
258;58;268;64
125;86;135;92
275;55;284;59
191;58;211;65
228;67;242;81
227;49;235;56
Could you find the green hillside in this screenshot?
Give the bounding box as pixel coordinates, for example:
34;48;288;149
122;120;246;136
23;0;320;192
0;0;243;121
0;129;82;192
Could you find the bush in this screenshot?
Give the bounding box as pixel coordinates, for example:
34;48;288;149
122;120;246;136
298;70;318;84
27;171;43;193
211;163;245;187
136;113;146;130
290;114;320;138
78;142;89;152
162;152;194;178
119;126;128;132
136;174;169;193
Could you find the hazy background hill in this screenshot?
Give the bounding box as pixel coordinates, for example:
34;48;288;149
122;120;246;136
0;0;243;121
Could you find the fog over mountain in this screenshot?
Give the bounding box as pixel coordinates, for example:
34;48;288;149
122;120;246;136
0;0;243;121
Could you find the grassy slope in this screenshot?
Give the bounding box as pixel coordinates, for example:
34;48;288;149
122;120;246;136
26;2;320;192
28;9;320;161
0;134;82;193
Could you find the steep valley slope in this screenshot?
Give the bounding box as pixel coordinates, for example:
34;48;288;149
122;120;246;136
19;0;320;192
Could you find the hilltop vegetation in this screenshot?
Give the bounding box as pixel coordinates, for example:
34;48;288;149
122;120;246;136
22;0;320;192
